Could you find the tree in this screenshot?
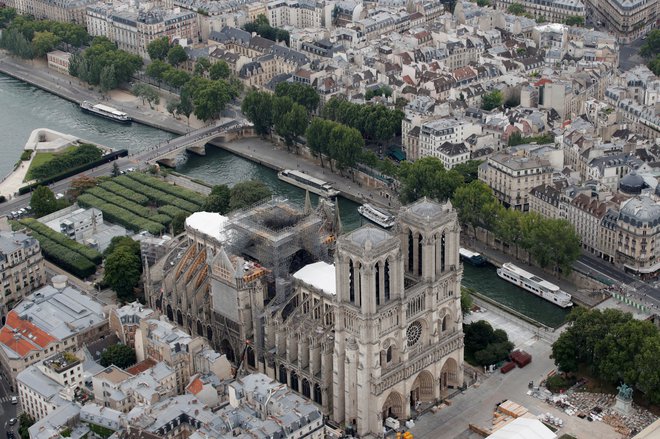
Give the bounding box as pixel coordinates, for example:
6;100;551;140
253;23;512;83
453;160;482;184
167;44;188;66
306;118;332;167
191;79;233;121
525;218;581;273
241;90;273;135
18;413;34;439
147;36;171;61
0;28;34;59
31;30;60;57
640;29;660;59
229;180;272;211
564;15;584;26
0;8;17;28
398;157;463;203
194;57;211;76
177;88;194;125
481;90;503;111
275;103;308;150
162;68;191;89
132;83;160;109
171;212;188;235
461;288;474;314
203;184;231;213
67;175;97;200
30;186;58;217
476;0;490;6
464;320;513;366
112;162;120;177
103;235;140;260
146;59;171;82
494;208;524;257
649;56;660;76
99;64;117;93
209;60;230;80
104;246;141;302
507;3;526;15
100;343;137;368
275;82;320;113
329;124;363;171
452;181;500;235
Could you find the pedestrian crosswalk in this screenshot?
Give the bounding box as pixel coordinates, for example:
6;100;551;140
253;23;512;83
0;396;13;403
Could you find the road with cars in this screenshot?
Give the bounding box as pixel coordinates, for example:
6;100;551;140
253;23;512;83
0;374;18;438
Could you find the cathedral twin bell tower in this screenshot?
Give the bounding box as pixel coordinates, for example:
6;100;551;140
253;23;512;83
332;198;464;437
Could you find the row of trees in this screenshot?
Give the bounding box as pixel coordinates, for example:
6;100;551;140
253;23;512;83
321;96;404;144
0;14;89;59
640;30;660;76
552;308;660;404
508;131;555;146
306;118;365;172
28;143;103;181
398;157;581;273
69;37;143;91
146;36;188;66
243;14;290;46
202;181;272;214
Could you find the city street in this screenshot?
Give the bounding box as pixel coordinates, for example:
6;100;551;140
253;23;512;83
619;38;647;72
0;373;18;437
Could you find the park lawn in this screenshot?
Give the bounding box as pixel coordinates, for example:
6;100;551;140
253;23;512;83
25;146;77;182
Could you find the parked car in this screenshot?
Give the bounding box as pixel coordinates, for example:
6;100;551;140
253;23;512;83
11;395;18;404
8;417;17;425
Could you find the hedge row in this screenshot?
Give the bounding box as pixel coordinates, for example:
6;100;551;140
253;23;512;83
99;180;149;205
19;218;102;265
126;173;205;207
87;187;152;218
114;176;198;213
150;214;172;226
30;230;96;278
18;149;128;195
78;194;165;235
157;205;188;219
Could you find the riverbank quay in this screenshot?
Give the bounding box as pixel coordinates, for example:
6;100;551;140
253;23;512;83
0;53;398;211
463;235;608;309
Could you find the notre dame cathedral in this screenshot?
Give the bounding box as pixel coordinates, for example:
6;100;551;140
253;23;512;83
145;196;464;437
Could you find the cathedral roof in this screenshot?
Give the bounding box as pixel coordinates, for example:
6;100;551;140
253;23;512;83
347;225;391;249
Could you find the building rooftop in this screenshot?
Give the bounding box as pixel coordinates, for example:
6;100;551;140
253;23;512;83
293;261;336;295
185;212;229;242
94;365;133;384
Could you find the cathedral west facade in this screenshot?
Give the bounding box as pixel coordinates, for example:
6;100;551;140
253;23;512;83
145;197;464;437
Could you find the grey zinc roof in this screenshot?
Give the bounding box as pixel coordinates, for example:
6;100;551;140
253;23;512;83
347;226;392;247
619;197;660;225
407;198;445;217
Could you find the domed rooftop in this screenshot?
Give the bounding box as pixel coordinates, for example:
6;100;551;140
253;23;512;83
406;197;447;218
347;225;391;249
619;197;660;227
619;171;646;195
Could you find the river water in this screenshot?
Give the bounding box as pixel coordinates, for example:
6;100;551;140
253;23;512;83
0;73;568;327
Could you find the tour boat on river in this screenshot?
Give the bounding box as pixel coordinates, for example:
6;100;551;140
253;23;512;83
358;203;396;228
277;169;339;199
80;101;132;124
459;248;485;266
497;262;573;308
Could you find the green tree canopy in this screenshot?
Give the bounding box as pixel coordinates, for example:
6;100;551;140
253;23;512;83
209;60;230;80
243;14;290;46
453;160;482;184
0;8;17;28
507;3;526;15
146;59;171;81
275;102;308;149
398;157;463;203
564;15;584;26
30;186;58;218
147;36;171;61
464;320;514;366
524;217;581;273
103;235;140;260
167;44;188;66
194;57;211;76
100;343;137;368
640;29;660;59
171;212;188;235
481;90;503;111
203;184;231;214
229;180;272;211
104;245;141;302
31;30;60;57
69;36;142;86
275;82;320;113
241;90;273;135
453;180;501;234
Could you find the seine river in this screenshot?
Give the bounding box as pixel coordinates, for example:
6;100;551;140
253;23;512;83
0;73;568;327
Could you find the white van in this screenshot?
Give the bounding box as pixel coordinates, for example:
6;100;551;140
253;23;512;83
384;417;400;430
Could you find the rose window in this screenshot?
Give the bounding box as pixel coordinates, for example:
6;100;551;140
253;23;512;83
406;321;422;347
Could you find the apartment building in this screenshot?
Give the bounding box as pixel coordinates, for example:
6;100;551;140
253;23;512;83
86;6;199;58
0;231;45;324
616;196;660;278
528;182;568;219
479;152;553;211
92;362;176;412
6;0;96;24
567;193;610;255
135;318;207;393
585;0;657;43
267;0;329;29
496;0;585;23
402;118;482;162
109;302;156;350
0;278;109;386
17;352;83;420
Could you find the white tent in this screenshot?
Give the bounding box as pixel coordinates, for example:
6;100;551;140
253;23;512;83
487;418;557;439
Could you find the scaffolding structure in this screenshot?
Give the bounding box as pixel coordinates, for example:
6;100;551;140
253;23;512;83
225;197;334;279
